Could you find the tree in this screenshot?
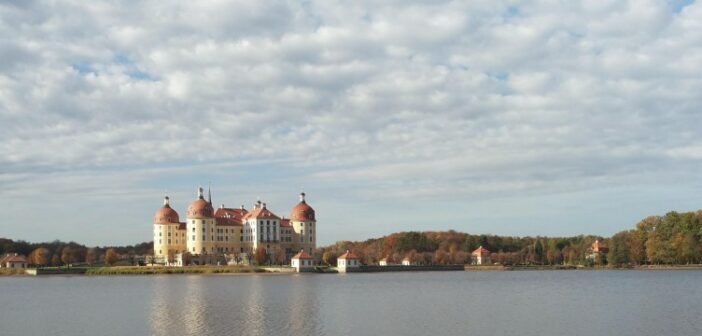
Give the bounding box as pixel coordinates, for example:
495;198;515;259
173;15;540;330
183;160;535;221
322;251;336;266
272;246;286;265
607;231;631;267
85;248;96;265
433;249;447;264
105;248;119;266
29;247;50;267
534;239;544;264
254;246;267;265
61;246;73;267
51;254;61;266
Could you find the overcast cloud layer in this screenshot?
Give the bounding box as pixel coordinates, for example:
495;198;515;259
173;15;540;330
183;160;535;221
1;0;701;246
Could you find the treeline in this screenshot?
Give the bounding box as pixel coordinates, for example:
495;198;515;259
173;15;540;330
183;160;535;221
0;238;152;267
319;210;702;267
319;230;606;266
607;210;702;266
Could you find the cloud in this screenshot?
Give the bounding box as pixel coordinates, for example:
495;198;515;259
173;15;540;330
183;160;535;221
1;0;701;244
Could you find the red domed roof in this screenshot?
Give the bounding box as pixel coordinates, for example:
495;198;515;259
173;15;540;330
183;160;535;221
154;196;180;224
187;199;214;218
290;193;315;222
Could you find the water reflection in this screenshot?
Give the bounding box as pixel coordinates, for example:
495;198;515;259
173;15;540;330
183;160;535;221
183;276;210;335
241;276;265;336
133;271;702;336
147;274;322;335
287;275;320;335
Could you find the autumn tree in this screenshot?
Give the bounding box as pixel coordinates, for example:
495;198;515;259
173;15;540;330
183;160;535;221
433;249;447;264
272;246;286;265
85;248;96;265
30;247;50;267
61;246;74;267
254;246;267;265
105;248;119;266
51;254;61;266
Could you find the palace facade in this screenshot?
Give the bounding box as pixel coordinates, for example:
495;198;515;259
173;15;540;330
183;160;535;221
152;187;316;265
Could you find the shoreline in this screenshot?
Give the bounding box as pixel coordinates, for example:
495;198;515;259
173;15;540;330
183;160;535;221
5;264;702;277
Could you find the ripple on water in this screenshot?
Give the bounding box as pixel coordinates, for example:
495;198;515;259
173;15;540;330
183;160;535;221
3;271;702;336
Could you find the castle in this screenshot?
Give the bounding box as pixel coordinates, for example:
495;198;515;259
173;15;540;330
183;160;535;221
152;187;316;265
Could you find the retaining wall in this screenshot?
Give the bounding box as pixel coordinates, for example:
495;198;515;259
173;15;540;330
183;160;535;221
345;265;465;273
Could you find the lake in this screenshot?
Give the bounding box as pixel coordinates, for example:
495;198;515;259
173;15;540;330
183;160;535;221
1;270;701;336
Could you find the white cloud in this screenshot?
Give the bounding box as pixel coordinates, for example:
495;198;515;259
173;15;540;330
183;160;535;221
1;0;702;244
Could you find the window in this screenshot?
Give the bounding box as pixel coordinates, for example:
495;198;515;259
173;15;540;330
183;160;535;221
202;235;206;241
192;227;195;232
192;235;195;241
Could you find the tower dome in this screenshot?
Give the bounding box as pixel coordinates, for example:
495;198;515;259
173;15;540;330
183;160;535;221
187;186;214;218
154;195;180;224
290;192;315;221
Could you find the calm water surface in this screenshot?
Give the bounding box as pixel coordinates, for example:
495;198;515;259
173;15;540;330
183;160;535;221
1;270;701;336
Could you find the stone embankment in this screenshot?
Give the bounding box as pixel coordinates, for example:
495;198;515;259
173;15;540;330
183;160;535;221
345;264;465;273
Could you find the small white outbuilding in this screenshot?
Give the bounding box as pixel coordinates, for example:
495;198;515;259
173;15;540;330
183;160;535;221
291;250;315;272
337;250;360;273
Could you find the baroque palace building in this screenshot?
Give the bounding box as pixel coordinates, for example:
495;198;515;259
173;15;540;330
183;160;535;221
152;186;316;265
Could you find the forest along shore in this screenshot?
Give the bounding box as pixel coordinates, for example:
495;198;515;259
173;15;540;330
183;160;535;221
5;264;702;277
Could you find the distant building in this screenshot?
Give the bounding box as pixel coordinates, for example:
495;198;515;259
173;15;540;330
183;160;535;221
471;246;491;265
591;240;609;253
0;254;27;269
586;240;609;262
379;257;389;266
152;187;316;266
337;250;360;272
402;257;417;266
291;250;315;272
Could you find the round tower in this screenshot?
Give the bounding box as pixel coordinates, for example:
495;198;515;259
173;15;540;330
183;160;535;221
153;195;185;263
186;186;216;255
290;192;316;254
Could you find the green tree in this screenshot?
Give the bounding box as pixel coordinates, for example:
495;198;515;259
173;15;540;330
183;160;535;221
607;231;631;267
534;239;544;264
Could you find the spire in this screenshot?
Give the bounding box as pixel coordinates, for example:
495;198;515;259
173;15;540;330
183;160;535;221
208;182;212;204
163;195;170;207
300;192;306;203
198;186;204;199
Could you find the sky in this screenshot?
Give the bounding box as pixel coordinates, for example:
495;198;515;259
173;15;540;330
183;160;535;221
1;0;701;247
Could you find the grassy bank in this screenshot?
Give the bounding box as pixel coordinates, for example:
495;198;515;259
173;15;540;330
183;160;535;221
634;264;702;270
85;265;268;275
0;268;26;276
